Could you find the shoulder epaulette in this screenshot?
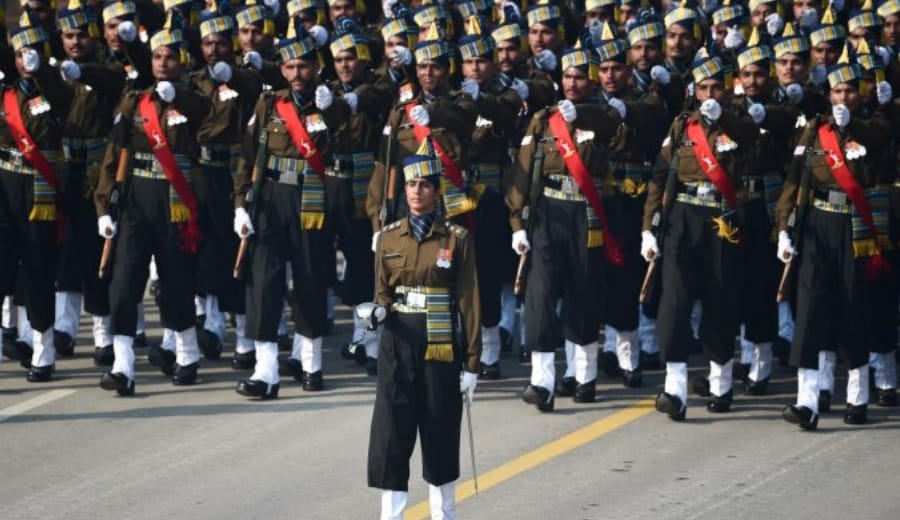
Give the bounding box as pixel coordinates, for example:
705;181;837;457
448;223;468;238
384;220;403;232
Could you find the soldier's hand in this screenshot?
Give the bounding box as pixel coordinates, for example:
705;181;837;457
810;64;827;86
243;51;263;71
98;215;117;239
797;7;818;29
234;207;255;239
371;231;381;253
344;92;359;113
309;25;329;47
315;85;334;110
650;65;670;85
22;48;41;73
210;62;233;83
409;105;430;126
511;229;530;254
459;371;478;403
355;302;387;331
558;99;577;123
765;13;784;36
391;46;412;67
461;78;480;101
748;103;766;124
263;0;281;16
877;81;893;106
155;81;176;103
723;25;745;50
511;78;529;100
777;231;795;263
382;0;398;19
117;20;137;43
533;49;558;72
608;97;627;120
699;99;722;122
641;230;659;262
785;83;804;104
832;104;851;128
60;60;81;81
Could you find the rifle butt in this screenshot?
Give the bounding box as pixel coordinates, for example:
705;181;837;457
513;253;529;296
233;237;249;279
639;260;658;303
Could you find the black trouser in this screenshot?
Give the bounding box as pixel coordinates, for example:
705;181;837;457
472;190;509;328
656;201;742;365
791;207;871;369
868;249;898;354
324;175;374;307
244;178;328;341
0;169;58;332
196;164;245;314
56;162;110;316
108;176;197;335
605;192;647;332
738;198;778;344
523;196;606;351
367;312;462;491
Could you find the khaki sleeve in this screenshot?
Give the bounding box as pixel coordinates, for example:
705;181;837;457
366;108;400;231
506;113;542;232
94;94;135;217
643;118;680;230
233;95;267;208
775;125;813;232
454;232;482;374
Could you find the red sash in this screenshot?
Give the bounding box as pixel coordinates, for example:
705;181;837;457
274;98;326;180
137;94;201;253
817;122;890;279
547;112;623;266
684;119;740;210
3;88;66;243
404;103;466;190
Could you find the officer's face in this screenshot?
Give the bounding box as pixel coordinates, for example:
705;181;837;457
885;15;900;47
238;24;271;53
202;34;233;65
712;23;728;51
281;58;319;93
462;57;496;86
775;54;808;85
739;64;769;98
384;35;408;67
695;78;727;104
62;28;94;61
665;25;696;62
104;18;125;52
792;0;818;21
495;40;522;74
584;9;611;26
416;61;449;95
750;5;773;30
629;40;660;72
152;46;183;81
812;43;838;66
830;83;861;112
528;23;558;55
619;6;636;26
329;1;357;23
598;61;630;94
562;67;593;102
405;178;438;215
334;50;365;84
14;48;37;78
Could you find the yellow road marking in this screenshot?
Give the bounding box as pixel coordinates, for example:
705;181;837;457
404;398;656;519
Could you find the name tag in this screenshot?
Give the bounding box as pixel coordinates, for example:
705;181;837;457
408;292;426;308
827;191;848;206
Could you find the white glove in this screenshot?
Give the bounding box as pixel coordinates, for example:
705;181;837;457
832;0;845;11
461;78;480;101
391;46;412;66
500;0;521;20
700;98;722;122
832;103;851;127
98;215;117;239
877;80;893;106
309;25;329;47
798;7;818;29
343;92;358;113
724;25;745;50
608;97;627;120
640;230;659;262
315;85;334;110
460;371;477;402
810;64;827;86
371;230;381;253
511;229;530;254
60;60;81;81
118;20;137;43
22;48;40;73
777;230;795;263
534;49;558;72
355;302;387;330
243;51;263;71
234;207;254;238
876;46;892;67
785;83;804;104
558;99;577;123
382;0;398;19
588;19;604;45
263;0;281;16
409;105;430;126
511;78;529;100
765;13;784;36
748;102;766;124
210;62;233;83
155;81;176;103
650;65;670;85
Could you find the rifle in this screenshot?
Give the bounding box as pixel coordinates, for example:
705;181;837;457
639;116;685;302
513;115;548;296
233;99;273;279
98;148;130;279
776;116;818;302
379;120;396;229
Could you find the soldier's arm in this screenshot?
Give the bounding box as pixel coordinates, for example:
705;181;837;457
94;95;135;217
717;110;759;149
354;82;394;113
227;66;263;103
373;234;394;308
475;87;521;126
759;103;797;136
32;63;73;116
454;231;482;374
428;96;477;137
847;112;892;151
366;108;400;231
171;85;212;123
79;62;127;102
774;126;811;232
573;103;623;141
524;75;557;111
643;119;679;231
321;95;352;129
125;38;153;89
233;96;267;209
506;113;541;232
261;60;289;90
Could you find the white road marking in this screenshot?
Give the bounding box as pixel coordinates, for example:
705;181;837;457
0;389;77;423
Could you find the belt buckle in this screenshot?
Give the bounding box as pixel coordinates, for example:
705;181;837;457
334;157;346;171
827;191;847;206
407;292;426;309
561;176;578;195
697;183;711;197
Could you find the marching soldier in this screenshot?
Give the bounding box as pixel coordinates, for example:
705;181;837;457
233;23;352;399
776;49;892;429
94;14;212;394
661;3;701;110
642;48;759;420
235;0;288;91
508;44;626;411
99;0;154;92
366;148;480;520
0;12;71;382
